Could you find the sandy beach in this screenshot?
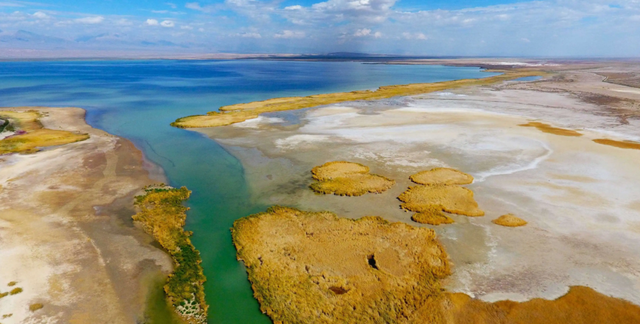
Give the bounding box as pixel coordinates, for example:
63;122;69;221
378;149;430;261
196;62;640;307
0;107;172;324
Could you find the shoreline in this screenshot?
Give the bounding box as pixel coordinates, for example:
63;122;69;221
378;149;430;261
0;107;178;324
195;61;640;311
171;68;547;128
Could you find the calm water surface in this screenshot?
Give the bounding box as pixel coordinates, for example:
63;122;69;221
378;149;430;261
0;60;497;323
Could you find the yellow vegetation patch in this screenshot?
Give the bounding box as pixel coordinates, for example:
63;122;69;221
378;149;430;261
410;168;474;186
399;185;485;217
310;161;395;196
519;121;582;137
593;138;640;150
492;214;527;227
412;208;455;225
133;185;208;324
172;70;548;128
29;303;44;312
231;206;451;324
0;110;89;155
445;286;640;324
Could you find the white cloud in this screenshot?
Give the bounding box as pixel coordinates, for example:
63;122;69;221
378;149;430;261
354;28;371;37
373;31;382;38
521;37;531;43
285;5;302;10
166;2;177;9
146;18;159;26
181;25;193;30
75;16;104;24
152;10;169;14
239;32;262;38
186;2;217;13
32;11;48;19
115;18;132;26
274;30;305;38
161;20;175;27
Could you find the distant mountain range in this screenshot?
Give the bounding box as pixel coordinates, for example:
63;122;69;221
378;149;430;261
0;29;192;51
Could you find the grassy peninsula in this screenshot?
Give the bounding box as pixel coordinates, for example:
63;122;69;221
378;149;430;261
133;185;208;324
0;110;89;155
171;69;547;128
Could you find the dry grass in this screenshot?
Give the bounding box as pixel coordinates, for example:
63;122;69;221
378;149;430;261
310;161;395;196
133;185;208;324
410;168;474;186
399;185;485;217
445;286;640;324
411;208;455;225
7;282;16;287
29;303;44;312
0;110;89;155
492;214;527;227
172;70;548;128
9;287;22;295
519;122;582;137
593;138;640;150
231;206;451;324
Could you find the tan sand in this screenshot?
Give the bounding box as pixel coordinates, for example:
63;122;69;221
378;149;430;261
0;107;172;324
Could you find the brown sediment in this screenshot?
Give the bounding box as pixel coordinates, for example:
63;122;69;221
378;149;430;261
0;110;89;155
411;208;455;225
518;121;582;137
492;214;528;227
445;286;640;324
310;161;395;196
172;69;548;128
410;168;474;186
399;185;484;217
231;206;452;324
593;138;640;150
132;185;208;324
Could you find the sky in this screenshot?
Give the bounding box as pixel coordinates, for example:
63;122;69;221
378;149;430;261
1;0;639;57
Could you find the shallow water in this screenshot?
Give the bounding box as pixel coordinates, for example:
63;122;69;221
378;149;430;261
0;60;497;323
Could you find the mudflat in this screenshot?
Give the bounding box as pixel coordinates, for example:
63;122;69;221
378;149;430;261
0;107;172;324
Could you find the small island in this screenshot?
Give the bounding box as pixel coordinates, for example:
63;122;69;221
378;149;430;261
310;161;395;196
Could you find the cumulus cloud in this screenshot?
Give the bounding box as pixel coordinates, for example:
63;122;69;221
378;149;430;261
146;18;159;26
285;5;302;10
161;20;175;27
32;11;48;19
274;30;305;38
354;28;371;37
75;16;104;24
181;25;193;30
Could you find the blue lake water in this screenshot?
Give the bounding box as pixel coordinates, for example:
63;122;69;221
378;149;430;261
0;60;498;323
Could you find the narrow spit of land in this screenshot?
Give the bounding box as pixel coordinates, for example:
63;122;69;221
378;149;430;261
133;185;208;324
171;69;547;128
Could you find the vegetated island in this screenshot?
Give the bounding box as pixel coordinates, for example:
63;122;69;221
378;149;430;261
171;69;547;128
401;168;483;225
132;185;208;324
0;109;89;154
232;206;640;323
492;214;528;227
310;161;395;196
231;206;451;323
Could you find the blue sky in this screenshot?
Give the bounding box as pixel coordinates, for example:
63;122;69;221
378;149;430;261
0;0;639;56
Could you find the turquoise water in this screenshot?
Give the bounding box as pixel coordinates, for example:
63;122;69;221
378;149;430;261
0;60;498;323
